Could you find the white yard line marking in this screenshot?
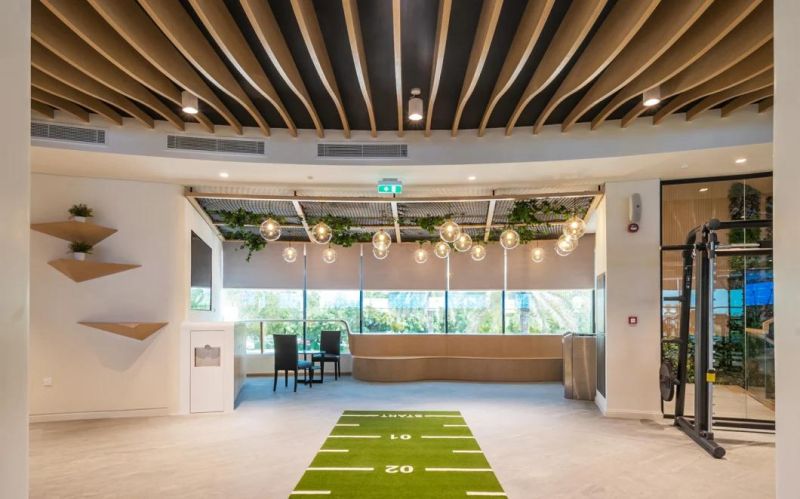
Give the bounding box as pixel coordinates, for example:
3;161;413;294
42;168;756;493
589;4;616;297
327;435;381;439
341;414;379;417
319;449;349;453
425;468;493;472
424;415;462;418
444;424;468;427
307;467;374;472
465;492;507;497
335;423;360;427
291;492;331;496
421;435;475;439
452;450;483;454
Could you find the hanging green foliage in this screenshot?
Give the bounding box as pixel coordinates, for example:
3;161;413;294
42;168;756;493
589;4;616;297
414;215;450;234
224;228;266;262
508;199;572;225
309;214;371;247
212;208;286;229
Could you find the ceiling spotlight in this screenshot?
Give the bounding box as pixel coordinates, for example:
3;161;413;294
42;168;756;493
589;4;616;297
433;241;451;259
643;86;661;107
698;187;709;193
408;88;423;121
259;218;281;242
735;158;747;164
453;232;473;253
219;172;229;178
500;229;520;250
310;222;332;245
322;246;337;264
282;246;298;263
181;90;199;114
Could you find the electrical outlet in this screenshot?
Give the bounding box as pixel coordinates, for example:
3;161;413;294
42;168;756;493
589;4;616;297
43;377;53;387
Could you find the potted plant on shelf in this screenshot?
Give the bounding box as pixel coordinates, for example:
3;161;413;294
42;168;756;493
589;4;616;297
69;241;93;261
68;204;94;223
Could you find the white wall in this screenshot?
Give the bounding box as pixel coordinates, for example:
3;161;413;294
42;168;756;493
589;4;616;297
596;180;662;419
773;1;799;496
29;174;216;421
0;1;30;496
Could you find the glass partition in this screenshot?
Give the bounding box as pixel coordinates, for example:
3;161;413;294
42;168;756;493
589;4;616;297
505;290;593;334
363;291;445;333
447;291;503;334
306;290;359;353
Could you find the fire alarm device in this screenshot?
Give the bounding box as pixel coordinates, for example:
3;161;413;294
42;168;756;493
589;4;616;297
628;316;638;326
628;222;639;233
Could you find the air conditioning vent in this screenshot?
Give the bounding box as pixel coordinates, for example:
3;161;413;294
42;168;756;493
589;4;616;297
167;135;265;155
318;143;408;159
31;122;106;144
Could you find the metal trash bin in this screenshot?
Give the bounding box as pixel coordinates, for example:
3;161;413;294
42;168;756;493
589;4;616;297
563;333;597;401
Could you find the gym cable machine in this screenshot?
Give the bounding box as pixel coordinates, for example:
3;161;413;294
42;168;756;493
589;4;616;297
659;218;772;459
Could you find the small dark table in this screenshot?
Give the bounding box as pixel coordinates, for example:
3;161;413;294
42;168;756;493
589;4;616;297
299;350;324;383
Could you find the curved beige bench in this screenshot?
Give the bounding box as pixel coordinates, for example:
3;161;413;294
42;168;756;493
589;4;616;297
349;334;563;382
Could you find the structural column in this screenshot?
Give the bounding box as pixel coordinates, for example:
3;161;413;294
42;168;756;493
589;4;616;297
0;1;30;497
773;2;800;497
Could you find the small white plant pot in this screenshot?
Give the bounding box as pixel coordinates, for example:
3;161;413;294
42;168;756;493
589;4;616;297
73;252;87;261
70;216;87;223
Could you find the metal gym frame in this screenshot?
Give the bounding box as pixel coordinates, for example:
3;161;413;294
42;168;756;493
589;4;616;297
660;218;773;458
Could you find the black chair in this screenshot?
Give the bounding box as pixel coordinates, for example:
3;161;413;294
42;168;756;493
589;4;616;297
273;334;314;392
313;330;342;382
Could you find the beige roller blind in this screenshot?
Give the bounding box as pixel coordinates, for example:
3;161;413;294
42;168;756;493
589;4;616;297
449;243;504;290
306;243;361;289
506;234;595;290
223;242;304;289
363;243;446;290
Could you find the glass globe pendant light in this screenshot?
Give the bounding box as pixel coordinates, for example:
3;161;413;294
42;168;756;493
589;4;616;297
373;246;389;260
563;215;586;239
322;246;337;264
555;234;578;255
530;245;545;263
282;246;298;263
372;229;392;251
259;218;281;242
453;232;473;252
470;243;486;261
433;241;451;259
413;245;429;264
439;219;461;243
310;221;332;244
500;228;520;250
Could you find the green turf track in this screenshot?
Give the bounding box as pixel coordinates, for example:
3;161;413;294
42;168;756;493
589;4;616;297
290;410;505;498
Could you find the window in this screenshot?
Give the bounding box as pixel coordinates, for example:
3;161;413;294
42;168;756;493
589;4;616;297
223;289;303;353
306;290;359;352
447;291;502;333
505;290;593;334
363;291;445;333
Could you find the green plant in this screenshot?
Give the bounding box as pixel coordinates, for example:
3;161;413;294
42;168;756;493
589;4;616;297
69;241;93;254
414;215;449;234
309;215;371;247
508;199;572;225
224;228;266;262
68;204;93;218
212;208;285;229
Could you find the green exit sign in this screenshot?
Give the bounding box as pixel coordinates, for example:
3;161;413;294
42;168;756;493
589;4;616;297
377;178;403;194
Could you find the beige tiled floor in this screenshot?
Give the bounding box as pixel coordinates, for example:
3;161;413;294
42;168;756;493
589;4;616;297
30;378;775;498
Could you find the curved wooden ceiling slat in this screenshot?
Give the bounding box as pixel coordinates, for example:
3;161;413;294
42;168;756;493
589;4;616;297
40;0;214;133
31;41;154;129
342;0;377;137
561;0;712;133
31;87;90;123
88;0;241;134
685;69;773;121
653;41;773;124
32;2;184;131
591;0;762;130
451;0;504;137
505;1;606;135
393;0;403;137
477;0;554;137
290;0;350;138
32;68;123;125
758;97;774;113
137;0;271;136
236;0;320;137
425;0;452;137
721;86;773;117
31;100;56;120
532;0;659;135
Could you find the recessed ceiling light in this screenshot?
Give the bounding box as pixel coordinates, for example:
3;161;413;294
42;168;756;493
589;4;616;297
181;90;199;115
735;158;747;164
467;175;476;181
643;86;661;107
219;172;229;178
699;187;709;193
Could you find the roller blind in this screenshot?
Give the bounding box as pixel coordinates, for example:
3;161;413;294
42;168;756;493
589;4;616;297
363;243;446;290
306;244;361;289
506;234;595;290
449;243;504;290
223;242;304;289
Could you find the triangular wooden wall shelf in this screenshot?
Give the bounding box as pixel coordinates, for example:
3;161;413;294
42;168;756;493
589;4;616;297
49;259;140;283
31;221;117;245
79;322;168;341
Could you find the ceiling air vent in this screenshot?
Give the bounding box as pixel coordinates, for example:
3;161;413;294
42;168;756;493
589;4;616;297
318;143;408;159
31;122;106;144
167;135;265;155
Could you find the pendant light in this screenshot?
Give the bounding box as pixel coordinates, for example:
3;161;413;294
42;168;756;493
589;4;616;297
453;232;473;253
372;229;392;251
259;218;281;242
470;243;486;261
282;246;298;263
530;245;545;263
556;234;578;255
311;222;332;244
322;246;337;264
643;85;661;107
439;219;460;243
373;246;389;260
500;228;520;250
181;90;199;114
408;88;423;121
562;215;586;239
413;246;429;264
433;241;451;259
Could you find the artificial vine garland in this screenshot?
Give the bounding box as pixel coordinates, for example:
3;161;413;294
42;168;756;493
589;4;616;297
310;214;371;247
213;209;286;261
